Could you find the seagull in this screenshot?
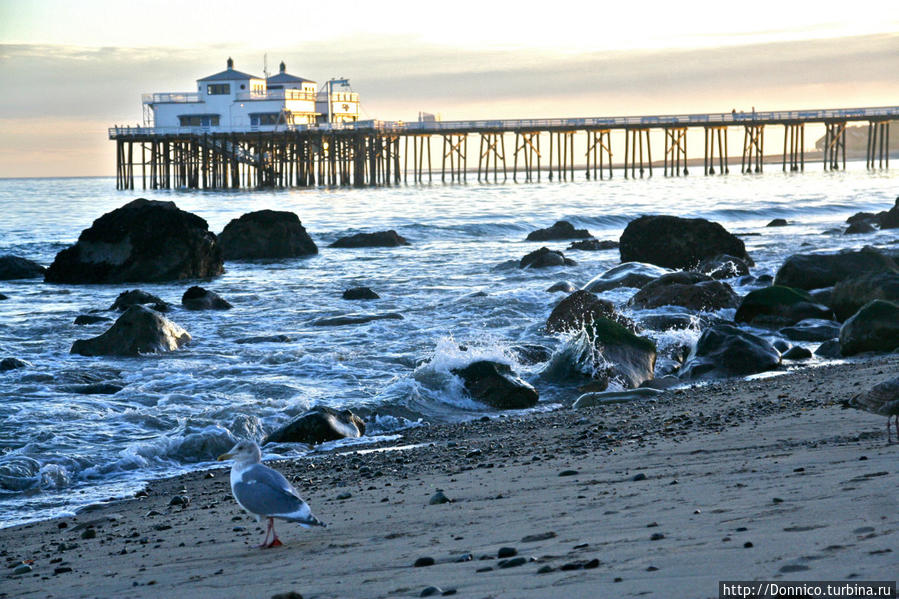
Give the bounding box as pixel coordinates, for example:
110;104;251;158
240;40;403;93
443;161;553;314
218;440;325;548
849;376;899;444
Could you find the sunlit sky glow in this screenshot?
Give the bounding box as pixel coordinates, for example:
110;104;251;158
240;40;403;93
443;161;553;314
1;0;897;176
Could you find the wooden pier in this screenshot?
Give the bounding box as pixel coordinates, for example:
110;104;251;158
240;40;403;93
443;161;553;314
110;106;898;190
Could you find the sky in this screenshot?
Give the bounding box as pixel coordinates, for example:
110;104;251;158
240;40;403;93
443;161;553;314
1;0;897;177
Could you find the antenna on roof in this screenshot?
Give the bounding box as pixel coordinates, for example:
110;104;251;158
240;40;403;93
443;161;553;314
263;53;269;79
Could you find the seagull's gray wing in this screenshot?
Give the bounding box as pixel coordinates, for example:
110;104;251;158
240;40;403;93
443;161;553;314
233;463;309;519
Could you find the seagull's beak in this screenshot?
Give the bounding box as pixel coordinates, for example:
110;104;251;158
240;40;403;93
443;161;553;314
217;452;233;461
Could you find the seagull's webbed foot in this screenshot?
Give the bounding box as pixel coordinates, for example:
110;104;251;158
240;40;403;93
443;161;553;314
266;536;283;548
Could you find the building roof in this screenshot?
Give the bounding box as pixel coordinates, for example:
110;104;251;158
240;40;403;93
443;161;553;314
267;61;315;85
198;57;261;82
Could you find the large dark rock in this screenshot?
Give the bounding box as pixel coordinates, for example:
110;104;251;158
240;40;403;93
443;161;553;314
773;248;898;290
877;197;899;229
680;324;781;379
181;286;232;310
545;290;630;334
109;289;170;312
74;314;112;325
694;254;751;280
330;230;409;248
619;215;751;270
264;406;365;445
583;262;671;293
845;221;875;235
629;272;740;311
766;218;788;227
0;255;45;280
0;357;30;371
451;361;539;410
839;300;899;356
526;221;592;241
519;247;576;269
586;318;657;389
45;199;223;283
847;212;877;225
830;271;899;321
218;210;317;260
70;305;191;356
735;285;834;327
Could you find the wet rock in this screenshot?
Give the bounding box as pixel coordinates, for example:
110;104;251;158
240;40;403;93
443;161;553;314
830;272;899;321
779;319;840;342
521;532;556;543
218;210;317;260
766;218;788;227
526;220;592;241
839;300;899;356
451;361;539;410
877;197;899;229
735;285;833;327
74;314;112;325
109;289;169;312
13;564;33;575
847;212;877;226
583;262;671;293
0;255;45;280
845;221;875;235
510;344;554;365
429;490;452;505
567;239;618;251
420;587;442;597
782;346;812;360
546;281;577;293
628;271;740;311
585;318;657;389
413;556;435;567
45;198;222;283
519;247;576;269
573;388;661;409
815;339;843;359
620;215;752;270
271;593;303;599
498;557;528;568
330;230;409;248
774;248;898;290
680;324;781;379
695;254;751;279
342;287;379;300
0;293;7;300
61;383;124;395
312;313;403;326
70;305;191;357
234;334;291;344
772;339;791;353
497;547;518;558
181;286;232;310
545;290;627;334
0;357;30;371
638;313;705;331
264;406;365;445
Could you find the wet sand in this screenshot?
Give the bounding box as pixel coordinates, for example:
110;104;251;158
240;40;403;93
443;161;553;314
3;356;898;598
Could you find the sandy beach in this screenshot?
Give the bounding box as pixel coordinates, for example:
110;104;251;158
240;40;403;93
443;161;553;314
3;355;897;598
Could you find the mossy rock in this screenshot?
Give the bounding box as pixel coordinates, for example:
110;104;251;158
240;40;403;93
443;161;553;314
588;317;656;353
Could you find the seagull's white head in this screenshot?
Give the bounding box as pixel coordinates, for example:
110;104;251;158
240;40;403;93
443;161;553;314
217;439;262;464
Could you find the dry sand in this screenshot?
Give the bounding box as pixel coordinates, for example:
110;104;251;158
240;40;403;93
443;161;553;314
3;356;898;598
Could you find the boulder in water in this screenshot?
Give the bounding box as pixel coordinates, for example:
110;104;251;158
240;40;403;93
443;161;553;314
45;198;223;283
330;230;409;248
839;299;899;356
234;334;291;344
519;247;576;268
264;406;365;445
109;289;170;312
546;290;629;334
583;262;672;293
546;281;577;293
774;248;898;290
877;197;899;229
70;305;191;356
451;360;539;410
74;314;112;325
629;272;740;311
735;285;834;327
694;254;751;279
619;215;751;270
680;324;781;379
845;221;875;235
830;271;899;321
0;255;45;280
567;239;618;251
766;218;788;227
526;221;592;241
0;357;30;371
218;210;317;260
181;286;232;310
312;313;403;326
342;287;380;300
587;318;657;389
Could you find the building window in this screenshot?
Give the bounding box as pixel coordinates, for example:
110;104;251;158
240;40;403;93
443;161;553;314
207;84;230;95
179;114;220;127
250;113;283;126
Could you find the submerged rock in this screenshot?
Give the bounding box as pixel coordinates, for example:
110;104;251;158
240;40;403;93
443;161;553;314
619;215;751;270
877;197;899;229
546;281;577;293
694;254;751;280
0;357;30;371
451;360;539;410
519;247;576;269
218;210;317;260
70;305;191;356
45;198;223;283
330;230;409;248
845;221;875;235
629;272;740;311
774;248;898;290
0;255;45;280
312;313;403;326
234;334;291;344
109;289;169;312
839;299;899;356
342;287;380;300
526;220;592;241
680;324;781;379
735;285;833;327
264;406;365;445
587;318;657;389
181;286;232;310
74;314;112;325
766;218;788;227
567;239;619;251
583;262;671;293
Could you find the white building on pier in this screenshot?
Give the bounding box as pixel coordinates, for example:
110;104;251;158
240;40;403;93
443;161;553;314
143;58;360;131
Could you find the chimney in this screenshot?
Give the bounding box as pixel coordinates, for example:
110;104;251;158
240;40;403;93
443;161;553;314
279;61;286;74
227;57;234;69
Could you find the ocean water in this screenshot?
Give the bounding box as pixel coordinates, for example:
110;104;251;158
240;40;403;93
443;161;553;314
0;164;897;527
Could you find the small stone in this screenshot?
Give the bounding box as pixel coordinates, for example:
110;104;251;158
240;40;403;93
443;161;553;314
772;497;784;504
631;473;647;481
169;495;189;507
54;566;73;575
498;557;528;569
537;565;554;574
646;522;659;528
81;528;96;539
497;547;517;558
58;522;68;529
475;566;493;573
744;542;754;548
441;590;457;596
454;553;473;562
693;509;702;514
270;593;304;599
558;470;578;477
13;564;32;575
336;492;352;500
429;491;452;505
521;532;556;543
614;577;623;583
646;566;658;572
584;559;600;569
414;557;435;568
204;472;215;479
650;533;665;541
420;586;442;597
